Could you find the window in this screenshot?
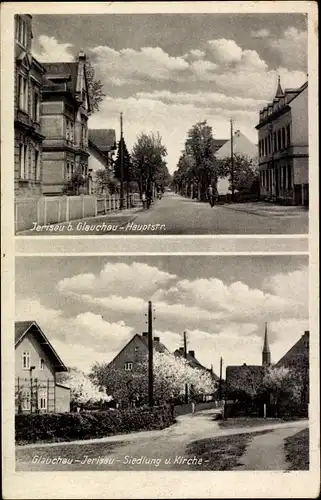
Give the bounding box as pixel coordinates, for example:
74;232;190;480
18;74;28;113
134;347;139;352
277;130;281;151
40;358;45;370
273;132;277;152
124;362;133;371
21;389;31;410
35;149;40;181
287;165;292;189
286;124;291;147
19;144;28;179
282;128;286;150
22;351;30;369
33;90;40;121
38;389;47;410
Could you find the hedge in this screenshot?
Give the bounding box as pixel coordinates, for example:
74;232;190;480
15;404;175;445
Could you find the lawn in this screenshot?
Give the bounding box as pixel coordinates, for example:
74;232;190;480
218;417;286;429
284;428;309;470
185;430;273;470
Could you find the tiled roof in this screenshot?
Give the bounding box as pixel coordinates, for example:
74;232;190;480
15;320;34;344
213;139;228;150
89;129;116;153
276;332;309;368
140;335;168;354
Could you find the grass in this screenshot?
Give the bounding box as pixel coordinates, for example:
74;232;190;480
16;440;129;465
185;430;273;470
284;428;309;470
218;417;286;429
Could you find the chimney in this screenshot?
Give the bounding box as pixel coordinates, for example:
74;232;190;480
188;350;195;357
304;330;309;336
179;347;184;353
243;363;247;366
154;336;160;342
142;332;148;338
77;49;86;61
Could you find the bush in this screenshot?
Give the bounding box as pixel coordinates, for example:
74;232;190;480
15;404;175;444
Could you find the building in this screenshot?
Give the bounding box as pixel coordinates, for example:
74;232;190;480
15;321;70;413
256;77;308;206
173;347;219;380
109;332;168;372
88;129;116;194
40;52;91;195
215;130;258;195
14;14;46;197
213;139;228;154
276;330;309;404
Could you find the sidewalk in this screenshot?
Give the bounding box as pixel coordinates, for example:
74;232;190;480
222;202;308;218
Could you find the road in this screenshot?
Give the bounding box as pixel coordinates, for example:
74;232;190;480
18;192;308;236
16;409;308;471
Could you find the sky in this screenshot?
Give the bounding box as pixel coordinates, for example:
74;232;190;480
31;13;308;173
15;255;308;376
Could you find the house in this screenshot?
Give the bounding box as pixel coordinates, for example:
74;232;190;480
173;347;219;380
213;139;228;154
15;321;70;413
109;332;168;372
215;130;258;195
88;129;117;194
256;77;308;206
40;52;91;195
276;330;309;404
14;14;46;197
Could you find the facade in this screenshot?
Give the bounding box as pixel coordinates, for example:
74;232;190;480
15;321;70;413
40;52;91;195
88;129;116;194
256;77;308;206
109;333;168;372
14;14;46;197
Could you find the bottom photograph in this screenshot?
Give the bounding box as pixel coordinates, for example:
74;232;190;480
15;255;309;472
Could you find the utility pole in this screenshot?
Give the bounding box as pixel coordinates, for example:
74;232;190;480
120;112;124;210
230;118;234;201
183;331;189;404
219;357;223;401
148;301;154;407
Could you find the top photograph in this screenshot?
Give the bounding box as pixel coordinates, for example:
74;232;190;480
14;13;309;236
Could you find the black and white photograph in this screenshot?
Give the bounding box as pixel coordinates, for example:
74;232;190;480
14;11;309;235
15;255;309;472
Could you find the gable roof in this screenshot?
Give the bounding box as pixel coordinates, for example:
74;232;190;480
89;129;116;154
215;130;258;160
15;321;68;372
276;331;309;368
108;333;169;366
213;139;228;151
173;349;219;380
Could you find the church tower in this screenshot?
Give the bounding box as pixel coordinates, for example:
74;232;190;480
262;322;271;366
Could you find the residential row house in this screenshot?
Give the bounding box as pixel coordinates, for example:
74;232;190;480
256;77;308;206
14;14;116;198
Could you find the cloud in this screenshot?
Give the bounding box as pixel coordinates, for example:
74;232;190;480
207;38;243;63
57;262;176;298
90;45;189;86
263;266;308;315
268;27;308;70
33;35;74;62
183;49;206;60
251;28;271;39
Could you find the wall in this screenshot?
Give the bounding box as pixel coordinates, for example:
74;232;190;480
55;384;71;413
15;332;55;382
111;335;148;371
293;157;309;185
88;146;108;176
291;86;308;146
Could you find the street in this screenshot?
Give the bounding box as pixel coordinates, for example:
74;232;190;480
16;409;308;471
18;192;308;236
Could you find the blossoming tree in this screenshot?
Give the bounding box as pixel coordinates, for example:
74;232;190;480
58;368;112;409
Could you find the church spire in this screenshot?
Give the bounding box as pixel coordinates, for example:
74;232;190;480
262;322;271;366
275;74;284;98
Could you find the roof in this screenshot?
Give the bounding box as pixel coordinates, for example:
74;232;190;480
89;129;116;153
173;349;219;380
15;321;68;372
276;331;309;368
42;62;78;92
215;130;258;160
213;139;228;151
139;335;168;354
275;75;284;98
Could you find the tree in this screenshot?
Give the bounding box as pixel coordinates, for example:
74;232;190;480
173;121;220;201
94;168;119;195
89;352;216;407
227;366;264;401
62;170;86;196
131;132;168;197
85;60;106;114
262;365;301;416
58;368;112;409
114;137;134;204
218;154;259;195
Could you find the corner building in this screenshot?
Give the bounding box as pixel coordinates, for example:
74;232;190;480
256;78;308;206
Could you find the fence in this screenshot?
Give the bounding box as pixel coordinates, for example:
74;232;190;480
15;377;56;414
173;400;221;417
15;192;142;233
223;400;309;419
